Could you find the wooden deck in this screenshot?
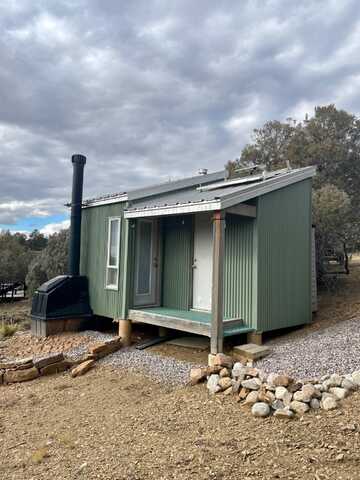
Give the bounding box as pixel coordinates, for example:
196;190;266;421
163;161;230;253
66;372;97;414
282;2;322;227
128;307;254;337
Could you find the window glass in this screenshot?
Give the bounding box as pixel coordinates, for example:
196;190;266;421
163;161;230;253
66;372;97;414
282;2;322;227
137;221;152;294
109;220;119;266
106;218;120;289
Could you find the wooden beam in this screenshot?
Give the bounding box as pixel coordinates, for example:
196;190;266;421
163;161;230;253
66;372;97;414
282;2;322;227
223;318;244;328
211;211;225;354
128;309;211;337
226;203;257;218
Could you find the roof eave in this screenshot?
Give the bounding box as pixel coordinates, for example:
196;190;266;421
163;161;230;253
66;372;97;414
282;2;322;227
124;199;221;218
82;194;128;208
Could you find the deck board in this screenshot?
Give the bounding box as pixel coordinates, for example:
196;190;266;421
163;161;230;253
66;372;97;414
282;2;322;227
129;307;254;338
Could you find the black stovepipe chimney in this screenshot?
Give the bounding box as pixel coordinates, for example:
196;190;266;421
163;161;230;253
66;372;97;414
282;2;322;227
68;154;86;276
30;153;92;336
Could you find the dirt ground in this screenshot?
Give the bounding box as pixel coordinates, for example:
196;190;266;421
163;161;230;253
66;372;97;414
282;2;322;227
2;260;360;479
2;366;360;480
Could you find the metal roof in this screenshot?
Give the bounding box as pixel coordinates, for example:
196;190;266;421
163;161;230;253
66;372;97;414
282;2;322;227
124;166;316;218
82;169;226;208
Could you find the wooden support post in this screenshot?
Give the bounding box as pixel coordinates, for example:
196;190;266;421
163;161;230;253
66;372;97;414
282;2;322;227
211;211;225;354
119;319;132;346
159;326;169;337
247;331;263;346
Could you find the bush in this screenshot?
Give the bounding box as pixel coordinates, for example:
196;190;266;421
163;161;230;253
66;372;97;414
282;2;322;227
26;230;69;295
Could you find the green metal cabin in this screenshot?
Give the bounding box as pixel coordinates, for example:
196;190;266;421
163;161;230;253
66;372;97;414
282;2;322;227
80;166;316;353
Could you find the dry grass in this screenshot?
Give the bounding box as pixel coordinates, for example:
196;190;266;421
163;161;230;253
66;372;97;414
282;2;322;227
0;322;18;339
30;448;49;465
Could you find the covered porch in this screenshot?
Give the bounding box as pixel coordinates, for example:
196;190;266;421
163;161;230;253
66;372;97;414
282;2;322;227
122;184;258;353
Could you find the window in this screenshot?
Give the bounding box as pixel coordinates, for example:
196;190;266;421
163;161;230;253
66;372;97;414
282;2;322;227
106;217;121;289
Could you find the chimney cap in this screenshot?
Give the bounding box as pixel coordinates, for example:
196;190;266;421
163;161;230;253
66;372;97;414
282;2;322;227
72;154;86;165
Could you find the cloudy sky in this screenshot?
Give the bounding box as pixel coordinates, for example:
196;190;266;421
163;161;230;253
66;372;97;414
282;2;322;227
1;0;360;234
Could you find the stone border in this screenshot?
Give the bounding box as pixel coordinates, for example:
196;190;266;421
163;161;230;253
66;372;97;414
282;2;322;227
0;337;122;385
190;353;360;418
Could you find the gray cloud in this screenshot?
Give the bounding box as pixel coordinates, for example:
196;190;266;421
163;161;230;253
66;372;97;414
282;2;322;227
1;0;360;224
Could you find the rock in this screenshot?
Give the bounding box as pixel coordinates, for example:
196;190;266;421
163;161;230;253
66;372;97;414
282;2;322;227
34;353;65;370
336;453;345;462
207;374;220;394
40;360;73;376
314;383;325;392
352;371;360;386
70;360;95;378
272;399;285;410
264;383;276;392
206;365;222;375
290;400;310;415
223;386;233;396
189;367;208;385
219;368;230;378
288;382;302;393
267;373;290;387
213;353;233;369
4;366;39;383
274;408;294;419
241;378;262;390
327;373;343;388
245;367;259;377
89;337;122;358
329;387;348;400
258;389;275;404
321;396;338;411
232;379;242;394
342;375;357;390
294;384;315;403
238;387;250;399
231;362;246;380
243;390;259;405
321;392;337;401
0;357;33;370
218;377;232;391
310;398;320;410
0;369;4;384
251;402;270;418
275;386;289;400
302;384;316;399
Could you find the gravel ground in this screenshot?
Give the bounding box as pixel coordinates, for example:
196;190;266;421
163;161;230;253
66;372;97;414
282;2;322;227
69;330;199;386
257;316;360;379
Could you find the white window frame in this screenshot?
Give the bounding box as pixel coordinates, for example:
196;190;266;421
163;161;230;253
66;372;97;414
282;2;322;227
105;217;121;290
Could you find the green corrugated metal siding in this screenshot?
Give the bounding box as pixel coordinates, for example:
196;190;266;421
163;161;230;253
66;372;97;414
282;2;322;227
224;215;255;327
80;203;127;319
162;216;193;309
256;179;312;332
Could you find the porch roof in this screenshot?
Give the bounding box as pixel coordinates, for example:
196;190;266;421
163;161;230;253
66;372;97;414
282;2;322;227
124;166;316;218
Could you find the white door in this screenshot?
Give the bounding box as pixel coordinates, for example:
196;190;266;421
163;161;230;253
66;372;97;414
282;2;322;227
192;213;213;311
134;219;158;306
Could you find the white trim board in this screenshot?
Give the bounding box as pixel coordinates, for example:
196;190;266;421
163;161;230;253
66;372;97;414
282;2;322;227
124;200;221;218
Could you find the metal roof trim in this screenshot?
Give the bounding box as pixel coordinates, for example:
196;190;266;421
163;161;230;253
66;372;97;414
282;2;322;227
220;166;316;209
82;194;128;208
124;199;221;218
